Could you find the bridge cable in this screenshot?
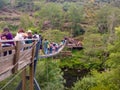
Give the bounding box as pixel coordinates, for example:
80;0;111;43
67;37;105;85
0;41;38;90
0;68;26;90
0;40;65;89
0;41;37;77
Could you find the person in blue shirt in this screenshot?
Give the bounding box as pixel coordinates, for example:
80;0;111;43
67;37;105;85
25;30;33;44
43;39;49;54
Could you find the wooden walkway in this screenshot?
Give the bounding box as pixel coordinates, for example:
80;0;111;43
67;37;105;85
66;38;83;49
0;39;66;90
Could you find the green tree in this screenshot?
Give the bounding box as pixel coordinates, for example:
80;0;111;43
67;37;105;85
42;29;69;42
96;5;120;43
20;14;35;30
73;69;120;90
65;3;85;36
15;0;34;11
35;3;63;30
36;59;65;90
72;26;120;90
106;26;120;68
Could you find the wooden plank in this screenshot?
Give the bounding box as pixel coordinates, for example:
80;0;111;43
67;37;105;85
0;46;15;53
29;41;36;90
0;55;14;73
19;53;32;62
18;58;31;70
22;68;26;90
19;49;32;61
12;41;20;73
22;43;33;49
0;66;14;76
60;51;72;57
0;70;12;82
20;49;32;54
0;54;14;62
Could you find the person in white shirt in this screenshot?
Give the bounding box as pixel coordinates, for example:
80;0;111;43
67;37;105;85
14;29;26;44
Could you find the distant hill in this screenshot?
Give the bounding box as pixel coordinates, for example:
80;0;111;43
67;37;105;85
0;7;22;26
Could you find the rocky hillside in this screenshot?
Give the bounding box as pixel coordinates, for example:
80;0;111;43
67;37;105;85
0;7;22;26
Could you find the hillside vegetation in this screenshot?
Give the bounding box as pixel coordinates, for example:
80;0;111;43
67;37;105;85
0;0;120;90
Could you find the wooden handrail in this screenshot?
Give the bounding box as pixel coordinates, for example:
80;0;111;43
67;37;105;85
0;39;38;82
39;42;66;58
0;39;66;90
0;39;38;43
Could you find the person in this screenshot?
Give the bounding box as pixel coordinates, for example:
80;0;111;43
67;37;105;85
43;39;49;54
39;35;43;49
49;42;53;54
55;43;59;52
2;27;14;46
59;40;64;47
52;42;56;53
1;35;12;56
38;35;43;54
64;37;67;44
0;33;1;47
0;34;1;56
77;41;82;46
33;32;39;40
14;29;26;45
2;28;14;55
25;30;33;44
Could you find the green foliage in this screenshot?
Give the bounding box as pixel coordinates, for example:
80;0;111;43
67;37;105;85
72;24;85;37
96;5;111;24
60;57;84;69
20;14;35;30
36;59;65;90
59;50;84;69
63;2;69;12
0;73;21;90
84;33;105;55
63;3;85;36
34;2;85;36
96;5;120;34
72;26;120;90
67;4;84;23
82;31;108;69
73;68;120;90
0;22;8;31
72;76;97;90
35;3;63;29
28;27;41;34
15;0;34;11
8;24;18;31
106;26;120;68
42;29;69;42
0;22;18;36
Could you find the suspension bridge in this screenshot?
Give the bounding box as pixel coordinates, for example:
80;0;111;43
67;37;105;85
0;39;66;90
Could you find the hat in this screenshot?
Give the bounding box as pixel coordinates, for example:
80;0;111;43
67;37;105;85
27;30;32;33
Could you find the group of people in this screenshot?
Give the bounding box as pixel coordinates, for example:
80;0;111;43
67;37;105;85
0;28;41;56
43;39;65;55
0;27;66;56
